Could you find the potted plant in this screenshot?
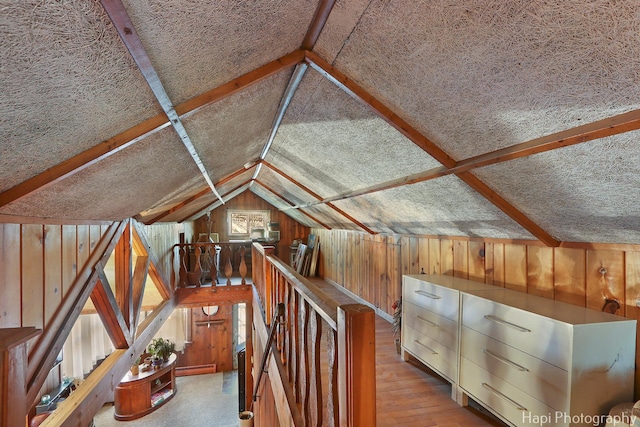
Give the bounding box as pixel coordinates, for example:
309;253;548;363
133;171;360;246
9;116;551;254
148;338;175;366
392;298;402;354
130;356;141;376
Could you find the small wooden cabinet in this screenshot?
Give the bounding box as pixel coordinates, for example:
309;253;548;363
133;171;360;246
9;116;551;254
114;353;177;421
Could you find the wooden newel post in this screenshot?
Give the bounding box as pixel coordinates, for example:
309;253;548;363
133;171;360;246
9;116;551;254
337;304;376;427
0;327;41;427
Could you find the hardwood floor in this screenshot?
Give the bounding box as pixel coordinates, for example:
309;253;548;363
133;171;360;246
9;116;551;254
305;278;506;426
375;316;506;427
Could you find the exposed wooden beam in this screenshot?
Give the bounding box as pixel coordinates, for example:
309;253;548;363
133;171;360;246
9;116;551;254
304;50;562;246
115;222;132;328
177;180;253;223
453;108;640;172
301;0;337;50
175;50;305;119
132;220;172;298
261;161;375;234
175;284;253;306
92;266;132;348
458;171;560;247
100;0;224;204
304;50;456;168
26;220;127;406
145;163;258;225
254;180;331;230
0;116;169;209
131;255;149;333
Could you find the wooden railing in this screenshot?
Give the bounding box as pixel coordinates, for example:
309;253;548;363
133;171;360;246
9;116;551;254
173;240;251;287
252;243;376;427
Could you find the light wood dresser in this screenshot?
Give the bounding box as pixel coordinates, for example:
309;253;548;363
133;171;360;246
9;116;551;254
402;275;636;427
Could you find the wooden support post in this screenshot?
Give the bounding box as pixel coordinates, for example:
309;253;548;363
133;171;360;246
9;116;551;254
337;304;376;427
0;327;41;427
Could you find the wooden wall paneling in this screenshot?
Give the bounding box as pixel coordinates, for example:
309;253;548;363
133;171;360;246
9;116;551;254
468;241;485;283
44;225;62;325
428;238;441;275
453;240;468;279
492;243;506;287
586;249;625;315
440;239;454;276
89;225;101;254
77;226;90;276
553;248;586;306
504;244;527;292
527;246;554;298
360;235;370;301
624;251;640;398
375;236;388;309
417;237;429;275
0;224;21;328
61;225;77;298
401;236;419;276
387;236;401;314
22;224;44;330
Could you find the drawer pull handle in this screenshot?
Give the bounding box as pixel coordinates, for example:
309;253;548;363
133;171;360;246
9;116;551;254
415;290;441;299
484;315;531;333
482;383;527;411
416;315;438;327
483;349;529;372
414;340;437;354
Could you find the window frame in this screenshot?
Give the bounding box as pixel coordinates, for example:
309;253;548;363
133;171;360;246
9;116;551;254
226;209;271;239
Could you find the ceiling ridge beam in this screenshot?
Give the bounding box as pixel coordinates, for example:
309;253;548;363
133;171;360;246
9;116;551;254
301;0;337;50
253;180;330;230
261;161;375;234
303;50;561;246
100;0;224;204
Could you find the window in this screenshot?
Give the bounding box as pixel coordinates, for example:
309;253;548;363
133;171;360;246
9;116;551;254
227;210;270;238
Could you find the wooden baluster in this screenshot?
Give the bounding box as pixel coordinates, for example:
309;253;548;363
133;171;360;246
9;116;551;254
194;244;203;286
300;300;311;424
210;244;218;285
282;281;291;367
239;245;247;284
178;245;187;287
309;310;323;426
224;244;233;285
291;290;300;401
277;275;286;359
327;329;339;427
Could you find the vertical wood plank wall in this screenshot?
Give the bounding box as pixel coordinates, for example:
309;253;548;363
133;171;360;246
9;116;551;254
313;229;640;395
196;191;310;260
0;220;193;404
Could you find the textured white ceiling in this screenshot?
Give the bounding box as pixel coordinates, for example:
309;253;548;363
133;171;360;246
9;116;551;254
1;0;639;245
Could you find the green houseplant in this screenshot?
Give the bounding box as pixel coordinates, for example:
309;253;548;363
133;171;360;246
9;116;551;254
148;338;175;364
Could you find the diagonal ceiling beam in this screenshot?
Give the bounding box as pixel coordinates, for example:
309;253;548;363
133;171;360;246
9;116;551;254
260;161;375;234
100;0;223;205
285;108;640;211
0;50;304;211
303;50;560;246
177;180;254;223
144;163;259;224
254;180;330;229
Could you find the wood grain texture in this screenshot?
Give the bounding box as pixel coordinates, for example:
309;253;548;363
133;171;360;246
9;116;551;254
554;247;586;306
504;244;527;292
44;225;62;325
527;246;554;298
21;224;44;329
468;241;485;283
0;224;21;328
586;249;624;314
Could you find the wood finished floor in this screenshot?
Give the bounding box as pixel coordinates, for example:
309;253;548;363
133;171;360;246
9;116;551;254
305;278;506;427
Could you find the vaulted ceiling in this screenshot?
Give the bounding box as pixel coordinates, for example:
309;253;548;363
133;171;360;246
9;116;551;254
1;1;639;246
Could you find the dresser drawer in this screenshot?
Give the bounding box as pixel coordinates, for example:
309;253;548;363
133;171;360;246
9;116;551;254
461;293;571;370
403;325;457;382
403;301;458;351
403;276;459;320
460;357;564;427
461;326;568;411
